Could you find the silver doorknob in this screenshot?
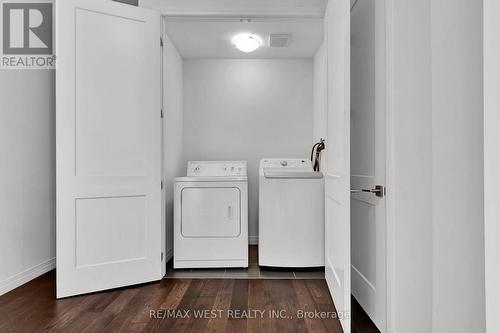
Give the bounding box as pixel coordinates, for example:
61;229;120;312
350;185;386;198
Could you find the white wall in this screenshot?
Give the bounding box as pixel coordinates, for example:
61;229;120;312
313;41;327;146
390;0;485;332
430;0;484;332
484;1;500;332
162;32;184;261
391;1;434;331
0;71;56;295
183;59;314;241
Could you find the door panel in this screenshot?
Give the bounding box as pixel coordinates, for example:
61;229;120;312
75;9;149;177
75;196;147;267
56;0;162;298
181;187;241;237
351;0;387;331
324;1;351;332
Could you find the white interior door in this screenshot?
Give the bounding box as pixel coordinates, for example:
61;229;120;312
56;0;162;298
350;0;387;331
324;0;351;332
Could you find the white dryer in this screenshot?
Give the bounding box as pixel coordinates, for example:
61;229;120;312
259;158;324;267
174;161;248;269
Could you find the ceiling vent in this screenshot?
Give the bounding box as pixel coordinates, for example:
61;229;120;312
269;34;291;48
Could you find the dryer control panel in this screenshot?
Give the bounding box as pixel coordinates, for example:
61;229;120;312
187;161;247;177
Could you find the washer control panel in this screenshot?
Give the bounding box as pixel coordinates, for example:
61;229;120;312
187;161;247;177
261;159;312;170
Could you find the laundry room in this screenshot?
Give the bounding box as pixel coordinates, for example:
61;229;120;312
161;14;325;265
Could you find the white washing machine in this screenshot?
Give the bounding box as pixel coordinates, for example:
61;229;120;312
259;158;325;267
174;161;248;268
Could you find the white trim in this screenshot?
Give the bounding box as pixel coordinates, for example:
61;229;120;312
0;258;56;296
139;0;325;19
384;0;396;331
160;16;167;280
248;236;259;245
325;258;338;295
328;258;342;287
352;264;376;292
161;16;323;23
158;11;324;19
484;0;500;331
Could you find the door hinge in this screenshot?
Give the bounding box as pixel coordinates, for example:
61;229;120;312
160;109;164;118
161;252;164;261
160;37;164;47
161;181;164;190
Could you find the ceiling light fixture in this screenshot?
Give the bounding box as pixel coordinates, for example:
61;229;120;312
232;33;262;53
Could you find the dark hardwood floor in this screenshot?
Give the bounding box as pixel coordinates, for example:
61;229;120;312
0;270;379;332
351;297;380;333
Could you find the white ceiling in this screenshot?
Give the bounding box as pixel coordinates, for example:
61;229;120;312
164;19;324;59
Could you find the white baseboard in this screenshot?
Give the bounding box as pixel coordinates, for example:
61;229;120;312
249;236;259;245
0;258;56;296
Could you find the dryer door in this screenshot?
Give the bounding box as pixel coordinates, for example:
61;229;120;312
181;187;241;237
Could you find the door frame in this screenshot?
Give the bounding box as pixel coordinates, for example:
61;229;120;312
384;0;396;332
160;16;166;278
484;0;500;332
323;0;352;331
